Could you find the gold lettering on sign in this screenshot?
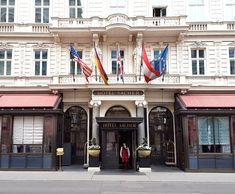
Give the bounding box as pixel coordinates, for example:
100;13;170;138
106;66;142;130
93;91;144;96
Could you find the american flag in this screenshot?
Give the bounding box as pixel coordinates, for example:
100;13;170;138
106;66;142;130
70;46;92;82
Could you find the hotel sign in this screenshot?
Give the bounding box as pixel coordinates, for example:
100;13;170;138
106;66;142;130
100;123;137;129
93;91;144;96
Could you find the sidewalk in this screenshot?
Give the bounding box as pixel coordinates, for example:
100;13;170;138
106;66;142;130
1;166;235;183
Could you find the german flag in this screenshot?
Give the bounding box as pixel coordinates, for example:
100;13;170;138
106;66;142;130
92;47;109;85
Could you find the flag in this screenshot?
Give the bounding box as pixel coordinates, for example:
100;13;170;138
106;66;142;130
92;47;109;85
117;51;124;83
142;44;160;83
70;46;92;82
153;45;168;78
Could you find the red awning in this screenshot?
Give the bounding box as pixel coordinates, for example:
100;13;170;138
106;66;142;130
0;94;60;108
179;94;235;108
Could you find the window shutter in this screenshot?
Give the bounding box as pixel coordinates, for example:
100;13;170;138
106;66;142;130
13;116;24;144
33;116;43;144
23;116;34;144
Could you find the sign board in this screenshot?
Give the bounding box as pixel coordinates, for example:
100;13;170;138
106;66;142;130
56;148;64;156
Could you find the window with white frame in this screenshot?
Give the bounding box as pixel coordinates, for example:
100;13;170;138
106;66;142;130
69;0;83;18
35;0;50;23
188;0;205;21
110;0;127;14
229;48;235;74
191;48;205;75
12;116;43;153
224;0;235;21
70;49;82;75
0;49;12;76
153;7;166;17
0;0;14;22
111;49;124;74
34;50;47;76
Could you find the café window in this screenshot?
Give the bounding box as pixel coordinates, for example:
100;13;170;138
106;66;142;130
198;116;231;153
187;116;197;154
1;116;12;153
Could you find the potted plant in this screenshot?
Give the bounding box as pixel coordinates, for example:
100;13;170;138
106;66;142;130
137;137;151;158
88;137;100;157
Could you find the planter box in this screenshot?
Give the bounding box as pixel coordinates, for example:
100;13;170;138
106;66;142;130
89;156;100;167
138;157;151;168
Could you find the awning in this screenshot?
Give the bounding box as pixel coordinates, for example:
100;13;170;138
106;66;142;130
178;94;235;108
0;94;61;109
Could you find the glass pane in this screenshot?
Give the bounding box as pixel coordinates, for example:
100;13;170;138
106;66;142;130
35;8;41;23
35;61;40;75
1;116;12;153
69;8;75;18
112;61;117;74
230;60;235;74
42;50;47;59
188;116;197;154
42;61;47;75
199;50;204;58
214;117;230;153
0;61;4;75
199;60;204;74
44;117;54;153
7;50;12;59
35;51;40;59
77;0;81;6
192;60;197;75
35;0;41;6
1;0;6;5
77;8;83;18
77;50;82;58
77;64;82;74
9;0;15;5
43;8;49;23
6;61;11;75
154;50;160;59
70;61;75;74
120;50;124;58
0;51;4;59
191;50;197;58
8;8;14;22
43;0;49;6
229;48;235;58
111;50;117;59
69;0;75;6
161;8;166;17
1;8;6;22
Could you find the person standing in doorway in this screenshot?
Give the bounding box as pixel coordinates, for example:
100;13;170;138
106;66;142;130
120;143;130;169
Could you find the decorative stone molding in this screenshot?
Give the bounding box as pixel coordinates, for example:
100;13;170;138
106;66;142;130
89;100;101;107
0;42;11;49
32;43;51;49
190;41;207;48
135;100;147;107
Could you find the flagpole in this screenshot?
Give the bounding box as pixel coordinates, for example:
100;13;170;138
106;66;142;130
116;43;119;81
93;41;98;81
139;41;143;81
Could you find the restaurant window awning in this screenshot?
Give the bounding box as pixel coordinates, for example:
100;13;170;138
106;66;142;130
0;94;61;109
179;94;235;108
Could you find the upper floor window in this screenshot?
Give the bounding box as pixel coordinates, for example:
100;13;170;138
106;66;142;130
229;48;235;74
110;0;127;14
191;49;205;75
69;0;83;18
0;0;15;22
0;50;12;76
224;0;235;21
70;49;82;75
153;7;166;17
111;50;124;75
35;0;49;23
188;0;205;21
34;50;47;76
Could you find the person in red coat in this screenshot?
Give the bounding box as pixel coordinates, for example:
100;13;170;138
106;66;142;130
120;143;130;168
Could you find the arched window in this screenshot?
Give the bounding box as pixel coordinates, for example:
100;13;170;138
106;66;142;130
105;106;130;118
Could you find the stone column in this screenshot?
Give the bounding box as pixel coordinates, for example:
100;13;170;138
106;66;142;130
135;101;146;145
90;100;101;144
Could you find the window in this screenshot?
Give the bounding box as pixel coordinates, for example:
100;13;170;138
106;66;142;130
70;49;82;75
188;0;205;21
0;50;12;76
153;7;166;17
191;49;205;75
0;0;14;22
111;50;124;74
69;0;83;18
187;116;197;154
35;0;50;23
110;0;127;14
224;0;235;21
34;50;47;76
198;117;231;153
12;116;43;153
229;48;235;74
1;116;12;153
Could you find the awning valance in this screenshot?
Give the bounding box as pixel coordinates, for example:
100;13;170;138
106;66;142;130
0;94;61;109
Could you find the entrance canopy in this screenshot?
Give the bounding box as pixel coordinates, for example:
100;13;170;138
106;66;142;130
96;117;143;131
178;94;235;108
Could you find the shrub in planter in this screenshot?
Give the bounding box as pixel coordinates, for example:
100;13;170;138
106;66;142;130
137;137;151;158
88;138;100;157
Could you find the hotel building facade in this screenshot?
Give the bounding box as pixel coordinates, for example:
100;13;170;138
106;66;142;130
0;0;235;171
